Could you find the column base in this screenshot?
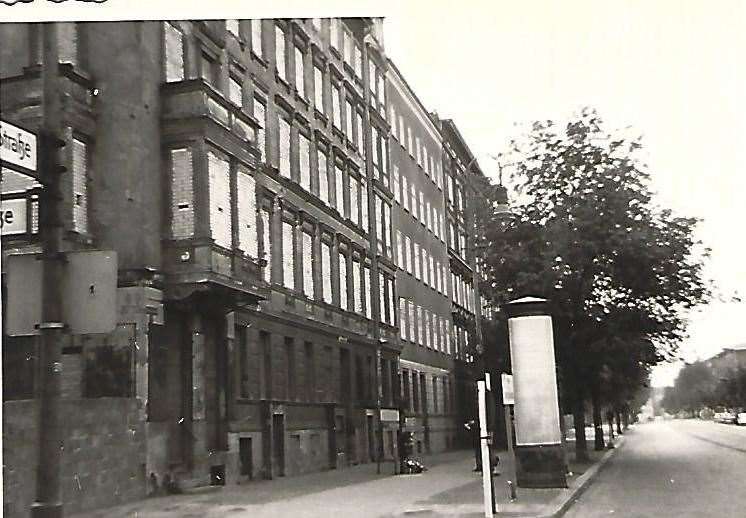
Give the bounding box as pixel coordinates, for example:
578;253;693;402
514;443;567;488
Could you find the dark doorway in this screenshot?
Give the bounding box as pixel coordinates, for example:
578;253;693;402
272;414;285;477
239;437;253;480
367;415;375;462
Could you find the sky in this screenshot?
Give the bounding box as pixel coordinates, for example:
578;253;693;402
6;0;745;385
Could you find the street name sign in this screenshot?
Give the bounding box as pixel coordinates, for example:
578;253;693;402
0;198;27;235
1;119;37;174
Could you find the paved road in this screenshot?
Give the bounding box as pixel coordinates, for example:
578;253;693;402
564;419;746;518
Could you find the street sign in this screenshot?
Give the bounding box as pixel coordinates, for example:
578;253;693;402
1;120;37;174
380;409;400;422
5;250;118;336
502;373;515;405
0;198;27;235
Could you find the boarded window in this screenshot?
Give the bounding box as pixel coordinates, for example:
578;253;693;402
164;22;184;82
208;151;232;249
170;148;193;239
237;170;257;257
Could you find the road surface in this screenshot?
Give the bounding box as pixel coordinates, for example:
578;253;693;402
564;419;746;518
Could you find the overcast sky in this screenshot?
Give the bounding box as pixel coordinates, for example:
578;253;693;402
382;0;746;386
8;0;745;386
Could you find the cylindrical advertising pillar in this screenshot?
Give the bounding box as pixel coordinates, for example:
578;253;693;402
504;297;567;488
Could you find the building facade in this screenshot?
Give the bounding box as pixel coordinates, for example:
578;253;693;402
1;18;486;516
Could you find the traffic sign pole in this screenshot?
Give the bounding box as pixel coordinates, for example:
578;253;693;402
31;23;66;518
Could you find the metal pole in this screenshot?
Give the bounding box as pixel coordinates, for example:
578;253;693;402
31;22;66;518
478;380;494;518
504;404;517;499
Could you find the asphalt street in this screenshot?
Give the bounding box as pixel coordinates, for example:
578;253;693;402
564;419;746;518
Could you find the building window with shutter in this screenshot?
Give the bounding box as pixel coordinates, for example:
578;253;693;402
275;25;286;81
318;147;329;204
253;96;267;162
260;207;271;283
299;132;311;191
295;45;306;99
170;148;194;239
229;75;243;107
339;250;348;311
364;265;372;319
302;230;314;298
164;22;184;82
321;240;332;304
279;116;291;178
207;150;232;249
353;258;362;314
282;220;295;290
314;64;324;112
237;169;257;257
251;20;263;58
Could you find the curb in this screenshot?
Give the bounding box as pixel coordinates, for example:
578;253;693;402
538;435;625;518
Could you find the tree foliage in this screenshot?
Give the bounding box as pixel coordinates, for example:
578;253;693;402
476;108;711;451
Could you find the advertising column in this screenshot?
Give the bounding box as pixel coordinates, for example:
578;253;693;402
504;297;567;488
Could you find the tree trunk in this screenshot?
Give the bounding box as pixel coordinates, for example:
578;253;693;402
590;381;605;451
616;410;623;435
573;384;589;462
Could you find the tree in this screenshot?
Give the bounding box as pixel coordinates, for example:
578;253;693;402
478;108;710;460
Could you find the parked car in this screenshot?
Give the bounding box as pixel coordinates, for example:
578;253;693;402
715;411;736;424
737;412;746;426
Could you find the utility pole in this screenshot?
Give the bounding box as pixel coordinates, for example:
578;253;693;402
31;22;67;518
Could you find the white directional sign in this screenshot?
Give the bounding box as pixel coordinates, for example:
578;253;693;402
1;198;28;235
1;120;37;173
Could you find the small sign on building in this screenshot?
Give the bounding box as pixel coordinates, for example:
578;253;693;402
501;373;515;405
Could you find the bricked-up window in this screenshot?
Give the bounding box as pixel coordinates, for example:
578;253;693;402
58;22;78;65
404;235;411;273
229;75;243;107
227;19;240;37
399;298;406;339
357;111;365;160
299;132;311;191
335;162;345;216
254;96;266;161
396;231;403;267
345;99;354;141
354;43;363;79
339;250;348;311
314;64;324;112
84;324;136;398
282;220;295;290
251;19;263;58
71;136;88;234
352;257;362;314
302;230;314;298
207;151;232;248
170;148;194;239
364;264;372;319
237;169;257;257
349;175;359;226
360;180;369;230
379;271;386;324
321;240;332;304
330;18;340;52
260;207;271;282
279;116;291;178
295;45;306;99
275;25;286;81
318;147;329;204
332;83;342;130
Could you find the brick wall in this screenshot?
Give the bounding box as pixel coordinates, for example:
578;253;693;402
3;398;146;517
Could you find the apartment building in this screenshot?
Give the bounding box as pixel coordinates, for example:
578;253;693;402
1;18;486;517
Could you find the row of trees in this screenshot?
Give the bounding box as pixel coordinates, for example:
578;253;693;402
472;108;711;460
661;361;746;416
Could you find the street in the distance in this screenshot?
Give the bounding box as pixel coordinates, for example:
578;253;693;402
564;420;746;518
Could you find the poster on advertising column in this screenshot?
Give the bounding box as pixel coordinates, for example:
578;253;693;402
508;315;562;446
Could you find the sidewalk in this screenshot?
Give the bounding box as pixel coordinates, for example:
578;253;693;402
70;432;626;518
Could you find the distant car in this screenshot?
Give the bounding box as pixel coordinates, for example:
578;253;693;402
737;413;746;426
716;411;736;424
